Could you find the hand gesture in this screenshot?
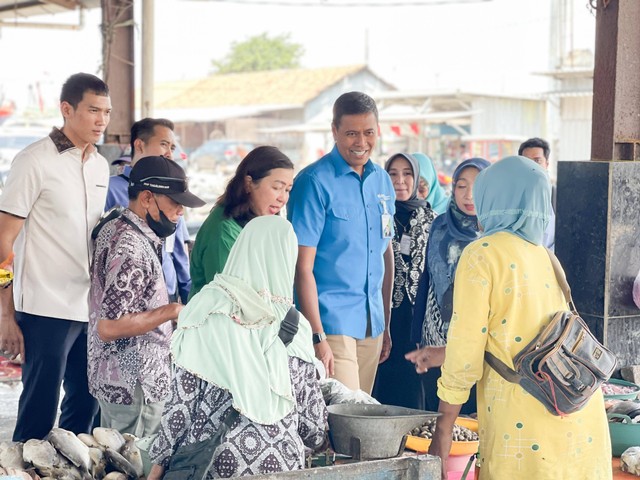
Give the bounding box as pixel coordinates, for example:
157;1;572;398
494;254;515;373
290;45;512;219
404;345;445;373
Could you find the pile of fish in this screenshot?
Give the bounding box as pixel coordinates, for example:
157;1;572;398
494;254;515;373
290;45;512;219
0;427;144;479
606;400;640;423
409;417;479;442
601;381;639;397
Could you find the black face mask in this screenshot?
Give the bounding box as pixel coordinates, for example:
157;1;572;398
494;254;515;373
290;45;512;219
147;196;178;238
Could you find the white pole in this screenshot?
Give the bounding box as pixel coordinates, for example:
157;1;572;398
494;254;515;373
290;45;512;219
141;0;155;118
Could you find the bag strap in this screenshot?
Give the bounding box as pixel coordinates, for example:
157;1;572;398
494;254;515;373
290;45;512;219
544;248;578;314
91;206;125;240
199;407;239;477
484;248;576;385
168;406;239;480
484;351;522;383
278;306;300;347
196;407;239;480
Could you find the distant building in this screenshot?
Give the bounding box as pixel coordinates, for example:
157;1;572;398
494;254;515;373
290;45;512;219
149;65;549;169
152;65;394;165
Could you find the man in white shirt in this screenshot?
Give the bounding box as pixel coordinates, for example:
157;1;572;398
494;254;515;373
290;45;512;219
0;72;112;441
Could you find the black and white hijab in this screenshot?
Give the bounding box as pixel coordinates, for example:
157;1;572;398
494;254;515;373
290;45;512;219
384;153;437;308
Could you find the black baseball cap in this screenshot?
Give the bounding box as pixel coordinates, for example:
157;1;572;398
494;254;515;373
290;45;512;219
128;156;205;208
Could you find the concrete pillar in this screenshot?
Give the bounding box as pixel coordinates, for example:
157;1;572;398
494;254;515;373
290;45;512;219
556;0;640;367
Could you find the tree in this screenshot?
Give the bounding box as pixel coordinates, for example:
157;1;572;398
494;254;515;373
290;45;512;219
212;33;304;74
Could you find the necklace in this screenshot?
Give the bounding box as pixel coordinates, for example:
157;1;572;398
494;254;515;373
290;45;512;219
394;216;410;235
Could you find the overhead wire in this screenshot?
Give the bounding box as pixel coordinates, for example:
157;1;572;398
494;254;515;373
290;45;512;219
199;0;491;6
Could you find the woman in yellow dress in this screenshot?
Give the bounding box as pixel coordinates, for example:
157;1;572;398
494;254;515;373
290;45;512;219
424;156;612;480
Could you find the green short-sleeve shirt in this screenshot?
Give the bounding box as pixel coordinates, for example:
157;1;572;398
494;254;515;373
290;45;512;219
188;205;242;300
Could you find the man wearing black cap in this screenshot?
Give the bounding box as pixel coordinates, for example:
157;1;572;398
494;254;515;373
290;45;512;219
106;118;193;305
88;156;205;436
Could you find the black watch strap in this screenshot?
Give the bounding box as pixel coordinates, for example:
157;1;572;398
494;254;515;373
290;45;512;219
312;332;327;344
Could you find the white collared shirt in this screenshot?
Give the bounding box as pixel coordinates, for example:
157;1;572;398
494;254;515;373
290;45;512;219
0;129;109;321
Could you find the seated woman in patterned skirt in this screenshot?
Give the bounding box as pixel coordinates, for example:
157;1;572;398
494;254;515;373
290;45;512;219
147;216;327;479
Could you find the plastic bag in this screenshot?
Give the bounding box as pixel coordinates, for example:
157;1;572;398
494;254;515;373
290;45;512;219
319;378;380;406
621;446;640;476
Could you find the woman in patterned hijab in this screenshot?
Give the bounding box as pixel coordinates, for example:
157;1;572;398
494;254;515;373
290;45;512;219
373;153;436;409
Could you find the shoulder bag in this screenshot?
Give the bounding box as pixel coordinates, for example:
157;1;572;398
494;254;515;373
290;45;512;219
484;248;617;416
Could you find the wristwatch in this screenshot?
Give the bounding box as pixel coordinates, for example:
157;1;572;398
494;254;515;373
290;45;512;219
312;332;327;345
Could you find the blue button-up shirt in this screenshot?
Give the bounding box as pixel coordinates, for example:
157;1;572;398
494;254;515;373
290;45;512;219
105;166;192;303
287;146;395;339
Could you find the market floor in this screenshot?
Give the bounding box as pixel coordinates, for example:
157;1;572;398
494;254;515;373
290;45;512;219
0;381;20;441
613;457;637;479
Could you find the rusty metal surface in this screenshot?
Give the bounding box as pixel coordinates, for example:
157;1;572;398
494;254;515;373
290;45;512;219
102;0;134;147
0;0;99;20
251;455;441;480
591;0;640;161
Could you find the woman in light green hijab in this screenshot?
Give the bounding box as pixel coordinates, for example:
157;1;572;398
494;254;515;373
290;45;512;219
413;152;449;215
148;216;327;479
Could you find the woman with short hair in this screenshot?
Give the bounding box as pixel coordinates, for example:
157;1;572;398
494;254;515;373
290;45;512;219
189;146;294;300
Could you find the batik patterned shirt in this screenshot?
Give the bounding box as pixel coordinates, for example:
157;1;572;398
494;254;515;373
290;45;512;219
88;208;172;405
149;357;327;478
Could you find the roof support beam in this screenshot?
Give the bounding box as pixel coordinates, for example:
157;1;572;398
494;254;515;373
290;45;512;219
41;0;78;9
591;0;640;161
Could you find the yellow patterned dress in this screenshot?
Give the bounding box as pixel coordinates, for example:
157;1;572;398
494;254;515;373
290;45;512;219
437;232;612;480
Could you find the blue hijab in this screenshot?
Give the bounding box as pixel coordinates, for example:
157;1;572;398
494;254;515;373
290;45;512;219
427;158;491;306
474;155;551;245
411;158;490;344
413;152;449;215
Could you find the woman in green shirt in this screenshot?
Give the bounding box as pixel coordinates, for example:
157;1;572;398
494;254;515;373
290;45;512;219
189;146;294;300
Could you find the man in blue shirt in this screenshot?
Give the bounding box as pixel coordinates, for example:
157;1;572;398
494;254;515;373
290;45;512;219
105;118;192;303
288;92;395;394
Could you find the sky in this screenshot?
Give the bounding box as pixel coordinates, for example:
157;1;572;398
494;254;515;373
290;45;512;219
0;0;596;114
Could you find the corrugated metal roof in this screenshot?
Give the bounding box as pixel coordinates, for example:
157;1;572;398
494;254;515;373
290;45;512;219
0;0;99;21
156;65;386;109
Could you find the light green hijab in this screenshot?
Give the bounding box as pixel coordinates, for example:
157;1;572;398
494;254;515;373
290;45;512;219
413;152;449;214
473;155;551;245
171;216;315;424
